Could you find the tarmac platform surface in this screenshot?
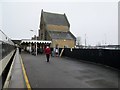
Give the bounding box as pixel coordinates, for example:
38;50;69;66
21;52;119;88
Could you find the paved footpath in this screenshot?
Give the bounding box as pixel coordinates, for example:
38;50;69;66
21;52;119;88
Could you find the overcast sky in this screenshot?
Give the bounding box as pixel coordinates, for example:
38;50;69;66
0;0;119;45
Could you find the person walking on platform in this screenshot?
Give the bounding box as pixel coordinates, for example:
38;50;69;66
44;46;51;62
19;47;21;54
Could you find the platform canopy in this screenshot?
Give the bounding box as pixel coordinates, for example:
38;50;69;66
20;39;52;44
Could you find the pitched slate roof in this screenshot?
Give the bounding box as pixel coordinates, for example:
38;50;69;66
42;11;69;26
48;31;76;40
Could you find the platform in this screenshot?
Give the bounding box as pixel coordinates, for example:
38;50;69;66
8;49;26;88
20;52;119;88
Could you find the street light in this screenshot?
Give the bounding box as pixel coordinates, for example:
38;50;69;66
30;30;37;56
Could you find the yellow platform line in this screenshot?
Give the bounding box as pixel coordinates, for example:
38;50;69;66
20;55;31;90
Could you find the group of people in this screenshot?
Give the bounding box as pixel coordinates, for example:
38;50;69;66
44;45;59;62
20;45;59;62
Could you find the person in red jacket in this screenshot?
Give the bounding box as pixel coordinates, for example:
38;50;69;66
44;46;51;62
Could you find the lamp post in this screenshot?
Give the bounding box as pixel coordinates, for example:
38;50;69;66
30;30;37;56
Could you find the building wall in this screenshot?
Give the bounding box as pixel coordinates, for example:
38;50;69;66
47;25;69;32
39;16;46;40
118;1;120;45
51;39;75;48
46;32;51;40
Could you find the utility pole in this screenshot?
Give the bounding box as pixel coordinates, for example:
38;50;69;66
85;34;86;48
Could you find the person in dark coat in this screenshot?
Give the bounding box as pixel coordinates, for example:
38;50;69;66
44;46;51;62
19;47;21;54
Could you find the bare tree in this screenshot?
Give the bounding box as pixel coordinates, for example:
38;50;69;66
76;36;81;46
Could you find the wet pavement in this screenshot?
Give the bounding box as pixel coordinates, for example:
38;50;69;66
9;49;26;88
21;52;119;88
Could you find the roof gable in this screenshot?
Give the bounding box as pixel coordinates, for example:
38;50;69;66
42;11;69;26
